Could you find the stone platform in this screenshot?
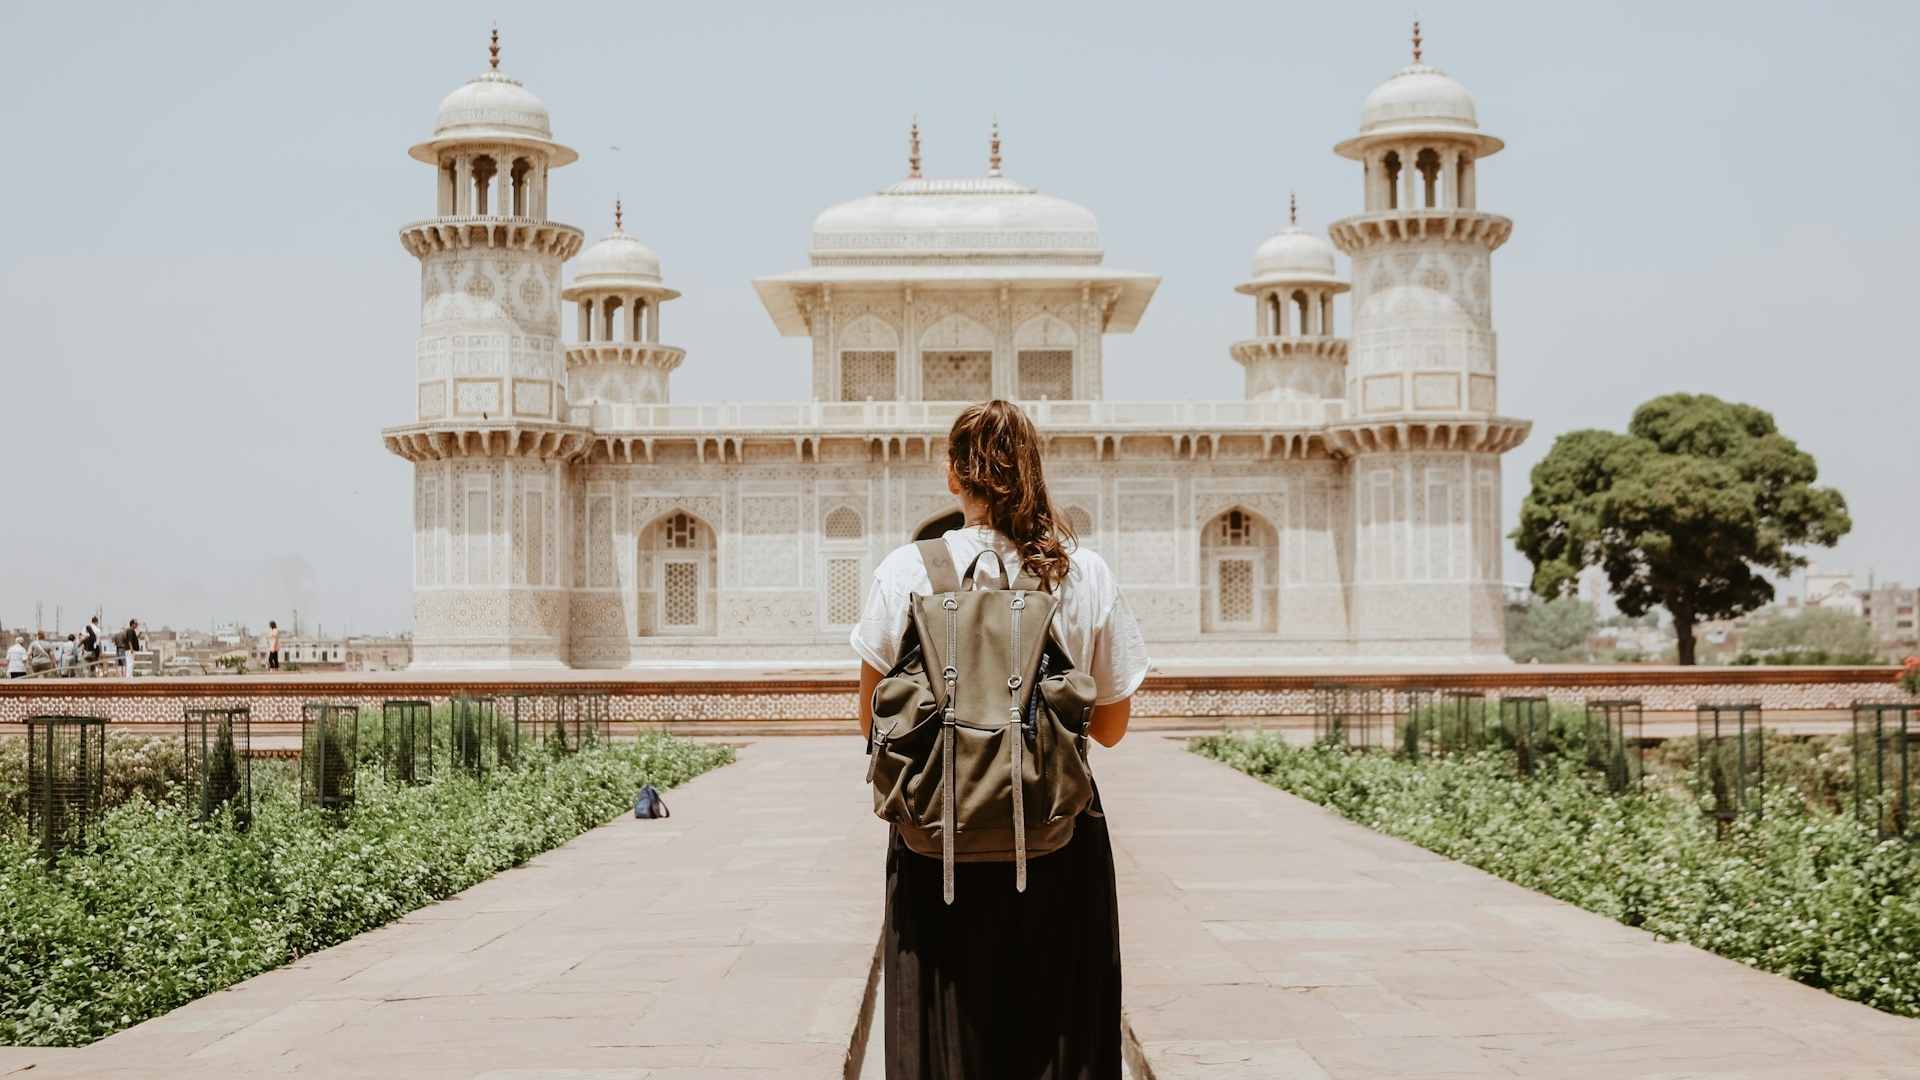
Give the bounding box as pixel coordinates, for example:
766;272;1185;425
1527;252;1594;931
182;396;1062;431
4;733;1917;1079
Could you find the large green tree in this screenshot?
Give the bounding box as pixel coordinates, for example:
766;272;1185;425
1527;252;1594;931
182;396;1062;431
1512;394;1850;665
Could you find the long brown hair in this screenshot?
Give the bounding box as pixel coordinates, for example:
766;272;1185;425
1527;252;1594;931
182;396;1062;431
946;400;1076;591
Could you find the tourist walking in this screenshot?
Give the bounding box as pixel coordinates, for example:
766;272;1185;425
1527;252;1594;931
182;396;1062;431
27;632;55;676
81;616;103;677
267;620;280;671
852;400;1150;1080
5;637;26;678
116;619;142;677
57;634;79;677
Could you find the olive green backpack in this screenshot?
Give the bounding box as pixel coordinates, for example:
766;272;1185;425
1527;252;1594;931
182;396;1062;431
866;539;1099;903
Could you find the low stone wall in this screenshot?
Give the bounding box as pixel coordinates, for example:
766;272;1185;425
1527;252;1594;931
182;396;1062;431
0;666;1909;728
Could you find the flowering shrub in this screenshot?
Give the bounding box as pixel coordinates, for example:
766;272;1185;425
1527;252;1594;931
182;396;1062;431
1191;733;1920;1017
1900;656;1920;696
0;734;732;1046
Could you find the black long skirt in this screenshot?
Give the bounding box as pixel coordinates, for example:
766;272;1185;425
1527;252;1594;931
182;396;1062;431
882;805;1122;1080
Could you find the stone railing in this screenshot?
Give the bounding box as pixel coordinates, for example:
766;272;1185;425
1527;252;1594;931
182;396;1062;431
0;666;1908;730
568;397;1345;434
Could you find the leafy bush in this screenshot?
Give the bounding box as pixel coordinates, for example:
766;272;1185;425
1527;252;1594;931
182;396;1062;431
0;734;187;820
1191;733;1920;1018
0;733;731;1046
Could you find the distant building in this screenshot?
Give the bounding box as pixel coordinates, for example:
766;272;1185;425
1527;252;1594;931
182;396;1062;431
1803;565;1864;617
1862;583;1919;652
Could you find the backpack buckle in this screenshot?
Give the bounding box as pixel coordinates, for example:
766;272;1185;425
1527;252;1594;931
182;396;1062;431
1006;674;1021;691
1010;592;1026;609
942;594;958;610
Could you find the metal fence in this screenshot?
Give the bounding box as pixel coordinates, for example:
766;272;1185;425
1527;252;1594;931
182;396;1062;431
184;705;252;827
26;715;106;859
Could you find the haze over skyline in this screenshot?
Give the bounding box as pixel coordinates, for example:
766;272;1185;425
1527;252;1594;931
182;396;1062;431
2;0;1914;637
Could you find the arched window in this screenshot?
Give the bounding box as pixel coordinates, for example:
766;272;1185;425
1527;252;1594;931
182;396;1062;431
1267;294;1285;336
471;155;498;216
1201;508;1278;633
823;506;864;541
602;296;625;342
821;506;867;627
509;158;531;216
1383;151;1402;210
1063;504;1094;550
1416;148;1442;208
639;512;715;635
1291;290;1312;336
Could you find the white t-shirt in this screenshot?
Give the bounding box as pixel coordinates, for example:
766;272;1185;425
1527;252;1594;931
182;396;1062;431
6;643;26;675
850;526;1152;706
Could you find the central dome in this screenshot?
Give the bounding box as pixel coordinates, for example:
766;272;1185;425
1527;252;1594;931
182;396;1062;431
811;176;1102;264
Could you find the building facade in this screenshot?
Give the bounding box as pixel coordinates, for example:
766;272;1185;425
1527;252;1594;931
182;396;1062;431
383;30;1529;669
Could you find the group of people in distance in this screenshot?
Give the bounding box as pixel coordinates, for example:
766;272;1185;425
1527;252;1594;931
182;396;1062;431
4;617;144;678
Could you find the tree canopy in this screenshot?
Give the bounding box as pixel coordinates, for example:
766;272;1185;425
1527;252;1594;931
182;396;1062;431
1512;393;1850;665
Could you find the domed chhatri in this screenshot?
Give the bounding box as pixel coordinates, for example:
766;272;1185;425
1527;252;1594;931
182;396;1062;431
1244;195;1342;289
1336;21;1502;160
409;28;578;166
573;208;667;288
562;200;686;418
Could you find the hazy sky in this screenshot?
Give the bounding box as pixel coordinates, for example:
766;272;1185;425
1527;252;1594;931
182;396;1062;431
2;0;1915;636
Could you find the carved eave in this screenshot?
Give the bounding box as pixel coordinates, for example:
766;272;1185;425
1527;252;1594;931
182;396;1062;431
382;422;592;463
1327;210;1512;255
577;425;1341;466
1324;416;1530;458
1228;337;1349;368
398;217;586;259
565;343;686;373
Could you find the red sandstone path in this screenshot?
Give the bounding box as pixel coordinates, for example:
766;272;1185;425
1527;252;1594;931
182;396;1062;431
4;735;1917;1079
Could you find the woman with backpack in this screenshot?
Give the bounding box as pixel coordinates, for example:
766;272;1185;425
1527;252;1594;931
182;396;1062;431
853;399;1151;1080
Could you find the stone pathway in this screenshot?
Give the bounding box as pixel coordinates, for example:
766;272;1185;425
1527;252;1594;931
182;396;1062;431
0;738;884;1080
1102;735;1920;1080
3;732;1917;1079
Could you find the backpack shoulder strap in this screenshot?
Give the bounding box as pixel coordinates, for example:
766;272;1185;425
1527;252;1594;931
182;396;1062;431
916;539;961;594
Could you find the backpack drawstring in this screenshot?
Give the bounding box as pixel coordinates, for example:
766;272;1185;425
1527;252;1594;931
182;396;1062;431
941;592;959;906
1010;590;1027;893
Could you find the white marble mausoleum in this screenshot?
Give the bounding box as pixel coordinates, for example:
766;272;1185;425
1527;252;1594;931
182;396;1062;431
383;28;1530;669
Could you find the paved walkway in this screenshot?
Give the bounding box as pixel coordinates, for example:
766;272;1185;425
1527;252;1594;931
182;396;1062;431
1102;736;1920;1080
1;738;884;1080
3;733;1917;1079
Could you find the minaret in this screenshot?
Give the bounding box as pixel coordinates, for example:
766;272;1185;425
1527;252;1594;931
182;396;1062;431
383;31;587;668
1231;193;1350;407
562;199;685;421
1327;24;1529;660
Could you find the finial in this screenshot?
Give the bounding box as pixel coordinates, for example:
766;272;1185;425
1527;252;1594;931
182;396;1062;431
614;197;623;231
989;118;1002;178
1289;190;1298;227
1411;18;1422;63
489;24;501;70
909;118;922;178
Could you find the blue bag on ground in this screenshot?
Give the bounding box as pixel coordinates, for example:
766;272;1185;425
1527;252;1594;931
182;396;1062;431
633;785;670;819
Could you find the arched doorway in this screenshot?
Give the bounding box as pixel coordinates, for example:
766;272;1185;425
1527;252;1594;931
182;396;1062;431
915;509;964;541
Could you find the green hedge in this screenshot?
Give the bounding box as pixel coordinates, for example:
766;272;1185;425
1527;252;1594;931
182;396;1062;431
1191;733;1920;1017
0;733;732;1046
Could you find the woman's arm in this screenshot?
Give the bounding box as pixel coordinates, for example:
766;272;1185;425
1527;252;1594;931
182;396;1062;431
1088;697;1130;748
856;662;883;739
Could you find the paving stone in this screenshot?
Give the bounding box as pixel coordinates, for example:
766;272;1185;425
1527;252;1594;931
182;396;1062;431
1096;734;1920;1079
